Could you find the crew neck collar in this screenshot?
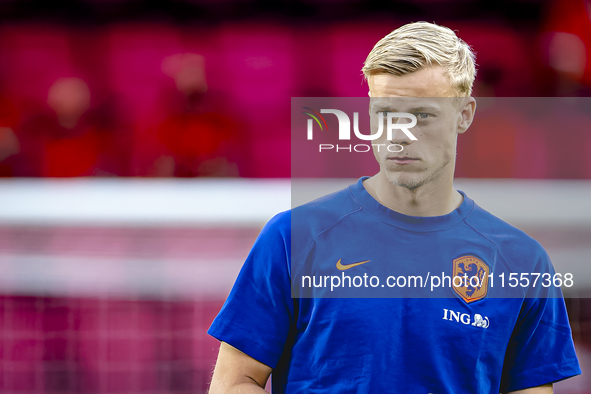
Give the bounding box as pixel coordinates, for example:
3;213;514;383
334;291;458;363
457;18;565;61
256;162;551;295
349;176;474;232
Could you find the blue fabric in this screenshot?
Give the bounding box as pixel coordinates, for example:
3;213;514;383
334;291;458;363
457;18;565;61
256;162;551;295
208;177;581;393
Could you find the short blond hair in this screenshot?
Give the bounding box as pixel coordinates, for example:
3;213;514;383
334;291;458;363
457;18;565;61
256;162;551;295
362;22;476;96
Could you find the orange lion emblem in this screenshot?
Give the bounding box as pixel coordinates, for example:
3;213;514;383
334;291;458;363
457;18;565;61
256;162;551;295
452;256;490;304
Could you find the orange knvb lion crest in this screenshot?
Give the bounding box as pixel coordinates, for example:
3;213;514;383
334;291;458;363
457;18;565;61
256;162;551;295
452;256;490;303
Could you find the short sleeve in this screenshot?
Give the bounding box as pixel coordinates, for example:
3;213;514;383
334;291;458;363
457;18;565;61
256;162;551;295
500;250;581;392
207;211;294;369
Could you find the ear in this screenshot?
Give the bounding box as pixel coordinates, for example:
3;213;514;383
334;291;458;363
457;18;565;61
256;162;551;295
457;97;476;134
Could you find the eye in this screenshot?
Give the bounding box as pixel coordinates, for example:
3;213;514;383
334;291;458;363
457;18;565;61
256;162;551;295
377;111;402;118
415;113;431;119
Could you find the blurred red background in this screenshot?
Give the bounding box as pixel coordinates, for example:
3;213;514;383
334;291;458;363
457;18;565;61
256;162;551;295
0;0;590;179
1;0;591;393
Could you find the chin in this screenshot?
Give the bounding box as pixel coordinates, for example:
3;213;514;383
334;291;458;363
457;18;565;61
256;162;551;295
384;172;428;190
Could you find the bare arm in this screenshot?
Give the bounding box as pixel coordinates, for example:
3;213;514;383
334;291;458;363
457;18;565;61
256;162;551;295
209;342;272;394
507;383;553;394
208;341;555;394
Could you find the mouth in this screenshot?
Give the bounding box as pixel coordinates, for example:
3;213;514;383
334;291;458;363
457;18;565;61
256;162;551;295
387;157;419;165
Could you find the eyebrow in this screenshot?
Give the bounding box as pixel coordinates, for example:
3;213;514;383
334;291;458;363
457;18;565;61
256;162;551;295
374;106;440;113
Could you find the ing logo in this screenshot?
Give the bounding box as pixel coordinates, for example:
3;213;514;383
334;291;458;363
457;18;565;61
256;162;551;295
442;309;490;329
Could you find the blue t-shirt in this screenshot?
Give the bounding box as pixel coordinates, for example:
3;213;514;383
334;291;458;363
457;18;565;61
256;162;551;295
208;177;581;393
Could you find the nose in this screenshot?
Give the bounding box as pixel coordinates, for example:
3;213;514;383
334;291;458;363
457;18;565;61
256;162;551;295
387;116;416;146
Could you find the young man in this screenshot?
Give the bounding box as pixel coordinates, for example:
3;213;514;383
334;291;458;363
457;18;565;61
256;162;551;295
208;22;581;393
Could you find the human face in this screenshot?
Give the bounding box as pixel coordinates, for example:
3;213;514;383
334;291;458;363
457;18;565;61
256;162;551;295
368;67;475;190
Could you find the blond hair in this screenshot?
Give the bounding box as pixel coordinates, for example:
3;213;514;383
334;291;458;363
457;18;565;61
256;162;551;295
362;22;476;96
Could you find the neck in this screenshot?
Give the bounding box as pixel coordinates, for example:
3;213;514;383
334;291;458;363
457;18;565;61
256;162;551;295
363;170;462;217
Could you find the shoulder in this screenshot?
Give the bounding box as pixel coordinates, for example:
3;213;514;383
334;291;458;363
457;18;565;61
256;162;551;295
258;180;362;237
291;182;363;237
464;198;550;271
